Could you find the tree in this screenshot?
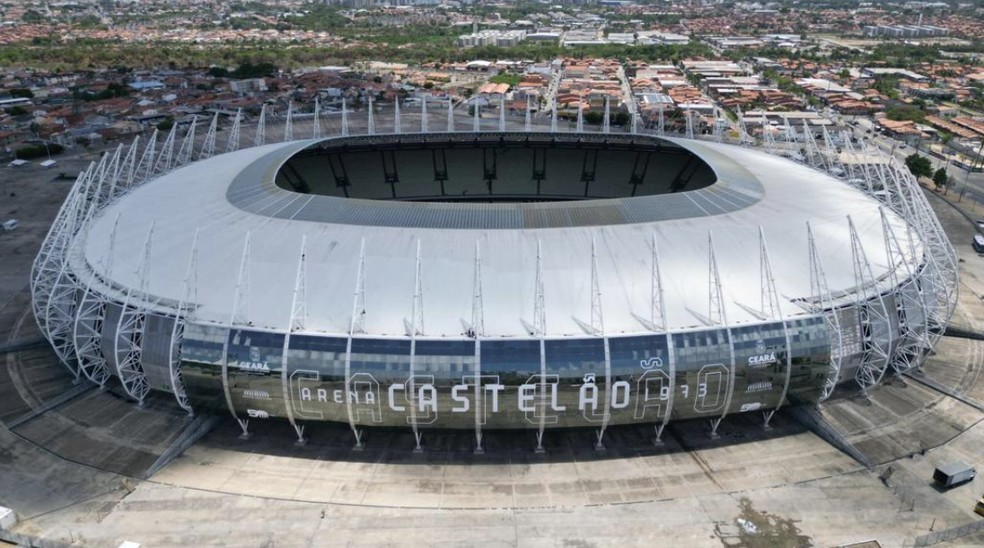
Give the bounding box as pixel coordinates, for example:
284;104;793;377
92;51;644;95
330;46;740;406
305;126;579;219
21;10;44;23
905;153;933;179
886;105;925;124
489;73;522;86
231;62;277;79
584;111;603;125
933;167;949;188
14;143;63;159
157;117;175;132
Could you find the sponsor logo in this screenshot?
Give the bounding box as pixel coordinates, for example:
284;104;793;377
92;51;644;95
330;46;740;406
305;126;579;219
739;402;763;412
246;408;269;418
234;360;270;372
232;347;270;372
243;389;271;400
747;339;778;367
746;381;774;393
745;381;772;392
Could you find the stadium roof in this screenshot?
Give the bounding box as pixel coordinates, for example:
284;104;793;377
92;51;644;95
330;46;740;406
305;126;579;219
77;135;916;338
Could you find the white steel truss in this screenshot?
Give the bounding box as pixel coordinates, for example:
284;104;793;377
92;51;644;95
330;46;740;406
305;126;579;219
135;129;158;182
840;134;863;185
762;124;778;155
759;227;781;320
470;241;485;338
254;104;266;147
805;223;845;402
550;97;558;133
590;239;612;450
801;121;825;171
783;116;796;149
707;233;733;436
224;232;253;438
650;234;668;332
154;123;177;174
880;208;928;374
31;162;91;333
33;167;91;380
344;239;368;449
447;98;454;133
712;107;724;143
820;126;843;176
280;236;307;443
58;149;120;334
736;106;751;147
41;161;105;382
525;96;533;133
71;211;120;387
113;222;156;404
420;96;428;134
284;101;294;142
200;112;219;159
395;99;402;135
167;228;198;415
707;233;726;326
117;137;140;196
533;239;547;453
175;116;197;167
226;109;242;153
499;98;506;132
756;228;792;426
312;99;322;140
848;216;893;393
602;97;611;134
97;145;123;205
341;99;349;137
471;240;485;453
408;240;425;452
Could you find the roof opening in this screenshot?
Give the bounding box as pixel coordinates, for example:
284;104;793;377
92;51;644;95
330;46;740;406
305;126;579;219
276;133;717;203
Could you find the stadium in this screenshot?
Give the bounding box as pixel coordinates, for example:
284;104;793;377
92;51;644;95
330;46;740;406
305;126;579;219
29;107;958;450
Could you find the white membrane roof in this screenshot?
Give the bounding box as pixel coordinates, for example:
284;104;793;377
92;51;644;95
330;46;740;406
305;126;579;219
81;135;918;338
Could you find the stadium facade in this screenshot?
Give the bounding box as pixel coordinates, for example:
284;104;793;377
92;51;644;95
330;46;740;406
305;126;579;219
30;107;957;449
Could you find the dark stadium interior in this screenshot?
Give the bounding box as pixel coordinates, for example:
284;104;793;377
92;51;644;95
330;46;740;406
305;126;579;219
275;133;718;203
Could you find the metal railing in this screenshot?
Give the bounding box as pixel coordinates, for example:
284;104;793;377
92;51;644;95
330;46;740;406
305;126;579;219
910;519;984;546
